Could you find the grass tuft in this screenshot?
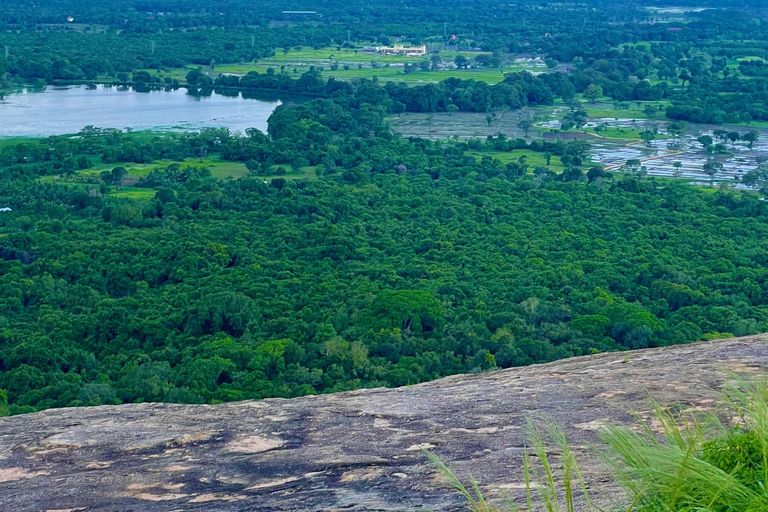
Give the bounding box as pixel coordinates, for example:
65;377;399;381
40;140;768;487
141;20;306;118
427;376;768;512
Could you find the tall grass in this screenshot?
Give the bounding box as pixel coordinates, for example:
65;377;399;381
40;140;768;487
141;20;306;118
426;377;768;512
425;418;605;512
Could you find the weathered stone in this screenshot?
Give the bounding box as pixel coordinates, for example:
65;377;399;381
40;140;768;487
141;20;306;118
0;335;766;511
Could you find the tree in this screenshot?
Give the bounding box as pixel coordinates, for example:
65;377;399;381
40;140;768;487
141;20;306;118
727;131;741;146
0;390;8;417
672;161;683;177
370;290;444;333
624;159;642;175
571;110;588;129
475;54;493;67
132;71;152;83
561;110;587;131
454;55;468;69
742;164;768;193
667;121;687;140
584;84;603;103
587;165;608;183
713;129;728;143
430;55;442;71
185;68;204;85
697;135;713;149
703;160;723;186
110;166;127;186
517;119;534;137
566;98;583;112
639;129;656;147
742;131;759;149
486;114;494;127
643;104;658;118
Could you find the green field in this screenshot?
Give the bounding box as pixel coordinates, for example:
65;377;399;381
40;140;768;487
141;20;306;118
0;136;44;149
37;176;157;199
214;63;511;86
39;157;317;199
534;100;669;122
86;157;249;180
582;100;672;120
466;149;590;173
109;186;158;199
258;47;489;65
263;165;318;180
143;46;536;86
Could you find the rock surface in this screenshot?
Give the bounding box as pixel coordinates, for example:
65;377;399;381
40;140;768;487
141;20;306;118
1;335;766;512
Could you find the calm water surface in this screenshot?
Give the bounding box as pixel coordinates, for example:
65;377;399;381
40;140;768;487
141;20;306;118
0;85;281;137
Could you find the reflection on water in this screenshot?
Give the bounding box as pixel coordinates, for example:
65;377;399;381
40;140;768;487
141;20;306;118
0;84;282;137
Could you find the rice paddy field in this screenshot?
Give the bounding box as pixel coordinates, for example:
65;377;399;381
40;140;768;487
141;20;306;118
390;110;538;140
389;102;768;188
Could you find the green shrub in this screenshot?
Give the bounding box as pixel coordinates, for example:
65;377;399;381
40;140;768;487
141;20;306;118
704;430;765;495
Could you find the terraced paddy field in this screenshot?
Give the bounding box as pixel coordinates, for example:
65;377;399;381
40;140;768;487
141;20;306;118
389;110;537;140
392;107;768;187
541;117;768;186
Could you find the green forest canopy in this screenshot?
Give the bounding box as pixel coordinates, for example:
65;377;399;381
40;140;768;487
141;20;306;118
1;0;768;415
1;143;768;414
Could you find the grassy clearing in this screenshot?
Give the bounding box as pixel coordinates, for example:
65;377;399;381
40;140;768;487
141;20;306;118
0;136;45;149
262;165;318;181
590;127;645;140
122;129;181;144
466;149;581;173
37;177;155;200
559;98;673;120
740;120;768;129
81;156;250;180
109;187;157;200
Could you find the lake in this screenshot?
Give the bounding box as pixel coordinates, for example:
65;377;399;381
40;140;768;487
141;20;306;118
0;85;282;137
